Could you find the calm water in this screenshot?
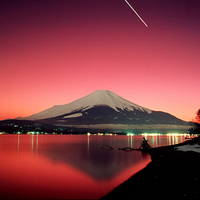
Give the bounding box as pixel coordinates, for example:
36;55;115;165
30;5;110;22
0;134;189;199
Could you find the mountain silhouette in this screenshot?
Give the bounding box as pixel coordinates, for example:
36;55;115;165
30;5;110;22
23;90;188;131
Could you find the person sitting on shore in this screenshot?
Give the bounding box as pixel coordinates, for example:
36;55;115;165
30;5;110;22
139;137;152;150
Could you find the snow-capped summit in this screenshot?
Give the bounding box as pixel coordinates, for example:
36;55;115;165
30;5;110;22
25;90;152;120
72;90;152;113
24;90;188;130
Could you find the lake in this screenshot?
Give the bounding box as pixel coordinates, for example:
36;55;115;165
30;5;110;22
0;134;189;199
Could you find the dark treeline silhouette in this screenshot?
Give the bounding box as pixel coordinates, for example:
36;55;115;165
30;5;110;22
189;109;200;135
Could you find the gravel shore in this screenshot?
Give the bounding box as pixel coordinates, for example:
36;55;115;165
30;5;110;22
101;137;200;199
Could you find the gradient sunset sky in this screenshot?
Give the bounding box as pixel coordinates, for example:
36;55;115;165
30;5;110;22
1;0;200;122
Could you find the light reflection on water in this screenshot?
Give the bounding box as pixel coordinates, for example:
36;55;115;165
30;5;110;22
141;133;188;147
0;134;190;199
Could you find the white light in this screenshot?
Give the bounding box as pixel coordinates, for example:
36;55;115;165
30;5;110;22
127;133;135;136
125;0;148;27
141;133;161;136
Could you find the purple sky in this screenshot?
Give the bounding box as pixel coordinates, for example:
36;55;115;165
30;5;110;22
0;0;200;121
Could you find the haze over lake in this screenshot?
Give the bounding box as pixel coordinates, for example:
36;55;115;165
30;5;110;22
0;134;188;199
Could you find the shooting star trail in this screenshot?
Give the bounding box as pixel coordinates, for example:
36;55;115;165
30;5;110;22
125;0;148;27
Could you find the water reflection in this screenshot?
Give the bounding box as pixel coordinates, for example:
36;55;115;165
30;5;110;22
87;134;90;157
38;136;149;180
17;134;20;152
141;133;188;147
127;134;134;147
16;134;189;180
0;134;190;199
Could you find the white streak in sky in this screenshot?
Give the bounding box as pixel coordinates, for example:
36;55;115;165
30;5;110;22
125;0;148;27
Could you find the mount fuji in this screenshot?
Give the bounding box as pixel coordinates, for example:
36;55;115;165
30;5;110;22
24;90;189;132
25;90;151;120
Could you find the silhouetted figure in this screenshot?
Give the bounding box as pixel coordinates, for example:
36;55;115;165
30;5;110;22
139;137;152;150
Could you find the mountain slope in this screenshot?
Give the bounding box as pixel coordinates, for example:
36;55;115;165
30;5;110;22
24;90;188;129
25;90;152;120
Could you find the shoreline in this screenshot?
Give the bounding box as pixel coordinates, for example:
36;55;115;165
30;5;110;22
101;137;200;199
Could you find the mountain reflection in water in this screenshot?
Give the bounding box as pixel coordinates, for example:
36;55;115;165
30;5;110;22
0;134;187;199
41;138;149;180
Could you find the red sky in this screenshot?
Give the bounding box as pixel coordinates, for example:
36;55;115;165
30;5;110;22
0;0;200;122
